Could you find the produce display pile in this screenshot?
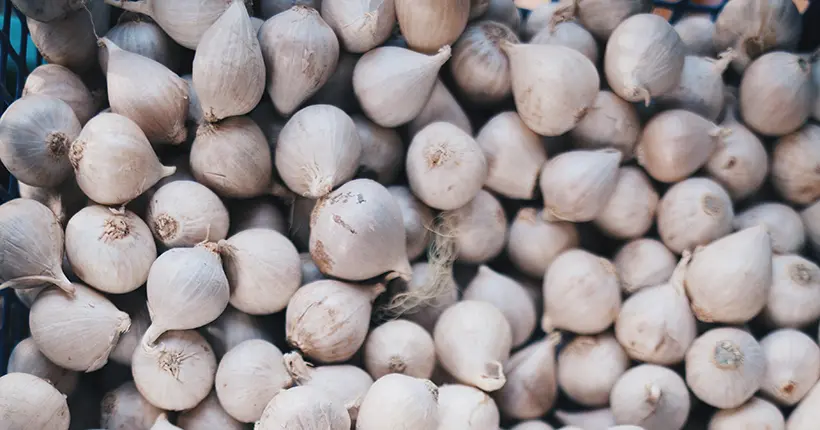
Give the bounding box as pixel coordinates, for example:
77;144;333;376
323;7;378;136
0;0;818;428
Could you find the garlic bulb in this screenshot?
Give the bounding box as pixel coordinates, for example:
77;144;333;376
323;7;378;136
146;180;230;248
447;190;507;264
614;239;676;294
132;329;217;411
450;21;519;105
521;2;557;40
30;283;130;372
256;385;351;430
395;0;469;52
604;14;685;105
353;46;451;127
101;381;163;430
399;262;460;332
610;364;690;430
0;373;70;429
771;124;820;204
464;265;536;347
759;329;820;406
733;203;805;254
556;408;617;429
261;0;322;18
507;208;579;279
408;79;473;137
321;0;396;53
151;413;182;430
709;397;785;430
674;15;716;57
594;167;658;239
387;186;434;260
530;14;598;64
178;391;244;430
109;303;150;366
8;337;78;395
438;384;500;430
739;52;815;136
70;113;176;205
357;377;439;429
636;109;725;183
23;64;95;125
0;94;80;188
27;10;96;72
511;422;554;430
17;178;86;227
575;0;652;40
764;255;820;329
786;379;820;429
495;337;558;419
502;42;599;136
100;38;189;144
686;327;765;409
229;198;287;235
656;177;734;254
685;225;772;323
364;319;436;380
540;149;622;222
275;105;361;198
11;0;83;22
286;279;384;363
204;306;270;359
570;90;640;159
656;53;733;121
484;0;520;32
215;339;293;422
308;50;359;112
289;196;315;250
558;334;630;407
352;115;403;185
101;15;180;73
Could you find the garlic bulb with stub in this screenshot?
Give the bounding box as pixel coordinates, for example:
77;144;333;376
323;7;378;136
674;15;716;57
495;337;558;420
146;180;230;248
614;239;676;294
8;337;78;395
609;364;690;430
101;381;163;430
321;0;396;53
352;115;403;185
178;391;244;430
570;90;640;159
256;385;351;430
100;16;181;73
759;329;820;406
204;306;270;359
656;52;734;121
0;373;70;429
763;255;820;329
771;124;820;205
530;13;598;64
656;177;734;254
447;190;507;264
709;397;785;430
23;64;95;125
556;409;617;429
395;0;469;52
364;319;436;380
507;208;579;279
450;20;519;105
408;79;473;137
594;166;658;239
733;203;805;254
387;186;434;260
786;378;820;429
686;327;765;409
438;384;500;430
27;10;96;73
558;334;630;407
540;149;622;222
357;374;438;430
464;265;536;347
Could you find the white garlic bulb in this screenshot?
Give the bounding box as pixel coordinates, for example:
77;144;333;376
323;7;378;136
787;378;820;429
146;180;230;248
593;166;659;239
609;364;690;430
100;381;163;430
709;397;785;430
438;384;500;430
364;319;436;380
764;254;820;328
614;238;676;294
759;329;820;406
0;372;70;429
495;337;558;420
8;337;78;395
558;334;630;407
448;190;508;264
177;391;243;430
539;149;622;222
255;385;351;430
464;265;536;347
356;374;439;430
733;203;805;254
507;208;579;279
656;177;734;254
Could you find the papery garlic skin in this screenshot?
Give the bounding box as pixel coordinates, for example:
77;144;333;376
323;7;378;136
8;337;78;396
0;372;70;429
256;385;351;430
23;64;95;125
759;329;820;406
449;190;507;264
531;17;599;65
507;208;579;279
733;203;805;254
655;54;730;121
11;0;84;22
364;319;436;380
465;265;536;347
387;186;434;260
771;124;820;205
558;334;630;407
356;374;439;430
609;364;690;430
450;21;519;105
764;255;820;329
539;149;622;222
146;180;230;248
178;391;244;430
321;0;396;53
394;0;469;53
614;239;676;294
495;338;558;420
708;397;785;430
438;384;500;430
101;381;163;430
27;9;96;73
656;177;734;254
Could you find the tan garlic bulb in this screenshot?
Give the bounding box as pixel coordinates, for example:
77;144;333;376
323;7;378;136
450;20;519;105
764;255;820;329
100;16;181;73
555;408;617;429
365;319;435;380
101;381;163;430
610;364;690;430
447;190;507;264
321;0;396;53
438;384;500;430
733;203;805;254
686;327;765;409
495;337;558;419
656;53;734;121
570;90;641;159
614;238;676;294
146;180;230;248
674;15;716;57
387;186;434;260
352;115;403;185
656;177;734;254
771;124;820;205
284;352;373;421
8;337;78;395
464;265;537;347
786;379;820;429
356;374;439;430
27;9;96;73
23;64;95;125
594;166;658;239
394;0;469;52
540;149;622;222
256;385;351;430
530;12;598;64
178;391;244;430
557;334;630;407
408;79;473;137
759;329;820;406
0;373;70;429
709;397;785;430
507;208;579;279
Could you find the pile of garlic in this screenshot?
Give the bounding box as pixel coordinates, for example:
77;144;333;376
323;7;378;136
0;0;818;428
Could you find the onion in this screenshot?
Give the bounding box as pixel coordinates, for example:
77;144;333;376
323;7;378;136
656;52;734;121
352;115;403;185
507;208;579;279
100;15;180;73
656;177;734;254
557;334;629;407
23;64;95;125
673;15;716;57
450;20;519;105
364;319;436;380
609;364;690;430
100;381;162;430
614;238;676;294
495;337;558;419
733;203;805;254
540;149;622;222
146;180;229;248
177;391;243;430
395;0;469;52
321;0;396;53
27;10;96;73
570;90;640;159
763;255;820;329
771;124;820;204
0;373;70;429
8;337;78;395
408;79;473;137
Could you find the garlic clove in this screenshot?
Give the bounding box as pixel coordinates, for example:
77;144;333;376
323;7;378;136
494;337;558;419
507;208;579;279
146;180;230;248
709;397;785;430
555;408;617;429
27;9;96;73
178;391;244;430
733;203;805;254
22;64;95;125
321;0;396;53
673;15;716;57
771;124;820;205
450;20;519;105
558;333;630;407
438;384;500;430
8;337;78;396
357;374;439;429
539;149;622;222
408;79;473;138
101;381;163;430
614;238;676;294
570;90;640;160
759;329;820;406
352;115;404;185
100;16;181;73
593;166;658;239
764;254;820;329
364;319;436;380
387;186;434;261
0;373;71;429
394;0;469;53
464;265;537;347
656;177;734;254
256;385;351;430
610;364;690;430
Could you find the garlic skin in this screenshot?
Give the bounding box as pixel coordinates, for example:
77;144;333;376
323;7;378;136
531;17;598;65
438;384;500;430
507;208;579;279
686;327;765;409
408;79;473;137
495;337;558;420
321;0;396;53
0;94;80;188
109;304;150;366
759;329;820;406
286;280;384;363
100;381;163;430
674;16;716;57
8;337;78;395
450;20;519;105
0;373;70;429
23;64;95;125
614;239;676;294
177;391;244;430
465;265;537;347
256;385;351;430
733;203;805;254
556;408;617;429
132;330;217;411
204;306;271;359
352;115;403;185
570;90;640;160
709;397;785;430
215;339;293;423
27;10;96;73
229;198;287;235
449;190;507;264
594;167;658;239
100;16;181;73
434;300;513;391
357;374;439;430
558;334;630;407
787;379;820;429
387;186;434;260
764;255;820;329
502;42;599;136
275;104;361;198
365;319;436;380
283;352;374;420
146;180;230;248
65;205;156;294
353;46;452;127
540;149;622;222
656;178;734;254
771;124;820;205
308;50;359;112
259;6;339;116
406;121;488;211
656;54;732;121
30;283;131;372
395;0;469;53
685;226;772;324
476;111;548;199
70;113;176;205
610;364;690;430
575;0;652;40
261;0;322;18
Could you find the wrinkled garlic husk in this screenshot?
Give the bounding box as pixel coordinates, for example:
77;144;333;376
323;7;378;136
656;177;734;254
17;178;86;227
101;381;163;430
229;198;287;235
100;38;189;144
556;409;617;429
0;373;70;429
530;15;598;64
636;109;724;183
502;42;599;136
614;238;676;294
286;279;384;362
464;265;536;347
484;0;520;31
387;186;434;260
65;205;156;294
739;52;815;136
438;384;500;430
8;337;78;395
657;53;731;121
771;124;820;204
109;303;150;366
495;337;558;419
764;254;820;329
357;374;438;429
709;397;785;430
594;166;658;239
215;339;293;423
275;104;361;198
321;0;396;53
759;329;820;406
11;0;83;22
395;0;469;52
100;16;180;73
448;190;507;264
193;0;265;122
558;334;630;407
450;20;519;105
570;90;640;159
352;114;403;185
476;111;547;199
353;46;452;127
733;203;805;254
406;121;487;211
786;379;820;429
178;391;243;430
257;385;351;430
685;225;772;323
575;0;652;40
674;15;716;57
604;14;685;106
610;364;690;430
540;148;621;223
686;327;765;409
30;283;131;372
146;180;230;248
400;262;460;332
27;10;96;72
408;79;473;137
22;64;95;125
434;300;512;391
261;0;322;18
364;319;436;380
132;329;217;411
507;208;579;279
204;306;270;359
